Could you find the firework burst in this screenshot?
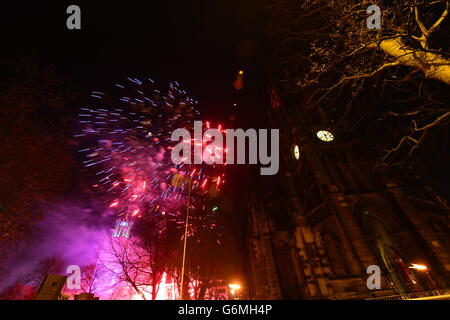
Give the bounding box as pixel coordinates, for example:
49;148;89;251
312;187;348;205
76;78;226;240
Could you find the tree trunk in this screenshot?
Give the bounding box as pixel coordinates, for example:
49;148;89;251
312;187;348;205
372;37;450;85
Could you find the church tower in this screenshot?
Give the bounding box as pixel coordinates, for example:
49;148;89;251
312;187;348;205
246;84;450;300
112;219;133;238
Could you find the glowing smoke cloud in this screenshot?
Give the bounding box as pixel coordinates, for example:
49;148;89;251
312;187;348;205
0;202;108;293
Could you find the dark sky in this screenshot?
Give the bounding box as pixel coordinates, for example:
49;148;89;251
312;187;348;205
1;1;268;122
1;1;274;283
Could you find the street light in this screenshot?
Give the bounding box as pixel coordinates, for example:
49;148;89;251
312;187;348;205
409;263;428;271
171;174;193;299
233;70;245;91
228;283;241;296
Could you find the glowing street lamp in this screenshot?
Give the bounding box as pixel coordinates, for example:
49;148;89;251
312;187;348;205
171;174;193;299
228;283;241;296
409;263;428;271
233;70;245;91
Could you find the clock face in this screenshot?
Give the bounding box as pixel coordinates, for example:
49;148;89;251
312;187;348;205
316;130;334;142
293;145;300;160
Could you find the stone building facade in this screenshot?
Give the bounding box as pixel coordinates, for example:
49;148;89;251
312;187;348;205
245;86;450;300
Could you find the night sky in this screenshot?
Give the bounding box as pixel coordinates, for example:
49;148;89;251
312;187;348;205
2;1;268;121
0;1;275;289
